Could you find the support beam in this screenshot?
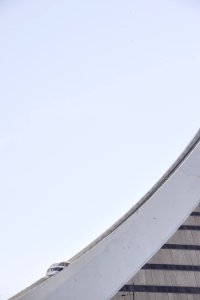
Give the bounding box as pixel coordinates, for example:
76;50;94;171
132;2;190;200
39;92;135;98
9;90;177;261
10;130;200;300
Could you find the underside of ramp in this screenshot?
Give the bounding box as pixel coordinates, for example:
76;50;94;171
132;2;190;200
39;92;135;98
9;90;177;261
10;130;200;300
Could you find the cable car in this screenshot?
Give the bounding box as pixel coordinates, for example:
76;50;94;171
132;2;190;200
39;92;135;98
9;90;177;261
46;261;70;277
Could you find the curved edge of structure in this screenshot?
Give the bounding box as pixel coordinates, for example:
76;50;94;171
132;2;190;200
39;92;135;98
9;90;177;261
10;129;200;300
70;129;200;262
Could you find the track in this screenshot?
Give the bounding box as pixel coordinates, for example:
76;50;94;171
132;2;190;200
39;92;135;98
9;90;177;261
9;130;200;300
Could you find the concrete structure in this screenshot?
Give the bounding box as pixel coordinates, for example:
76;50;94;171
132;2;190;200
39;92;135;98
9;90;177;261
112;203;200;299
10;130;200;300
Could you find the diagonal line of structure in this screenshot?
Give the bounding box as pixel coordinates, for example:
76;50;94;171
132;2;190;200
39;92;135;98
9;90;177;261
10;129;200;300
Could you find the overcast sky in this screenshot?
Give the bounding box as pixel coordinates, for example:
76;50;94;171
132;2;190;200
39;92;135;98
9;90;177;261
1;0;200;299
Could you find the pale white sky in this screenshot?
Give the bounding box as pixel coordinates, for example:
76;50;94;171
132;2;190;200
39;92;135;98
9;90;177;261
1;0;200;299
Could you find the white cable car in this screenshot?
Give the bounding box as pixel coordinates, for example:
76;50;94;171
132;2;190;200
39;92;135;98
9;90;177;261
46;261;70;277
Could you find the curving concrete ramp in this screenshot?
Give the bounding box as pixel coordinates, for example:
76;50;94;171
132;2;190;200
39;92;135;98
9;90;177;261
10;130;200;300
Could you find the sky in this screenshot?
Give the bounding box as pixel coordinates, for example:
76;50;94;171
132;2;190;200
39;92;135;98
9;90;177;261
1;0;200;298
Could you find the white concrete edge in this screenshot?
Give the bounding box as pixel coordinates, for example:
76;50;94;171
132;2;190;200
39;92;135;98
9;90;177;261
70;129;200;262
9;129;200;300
